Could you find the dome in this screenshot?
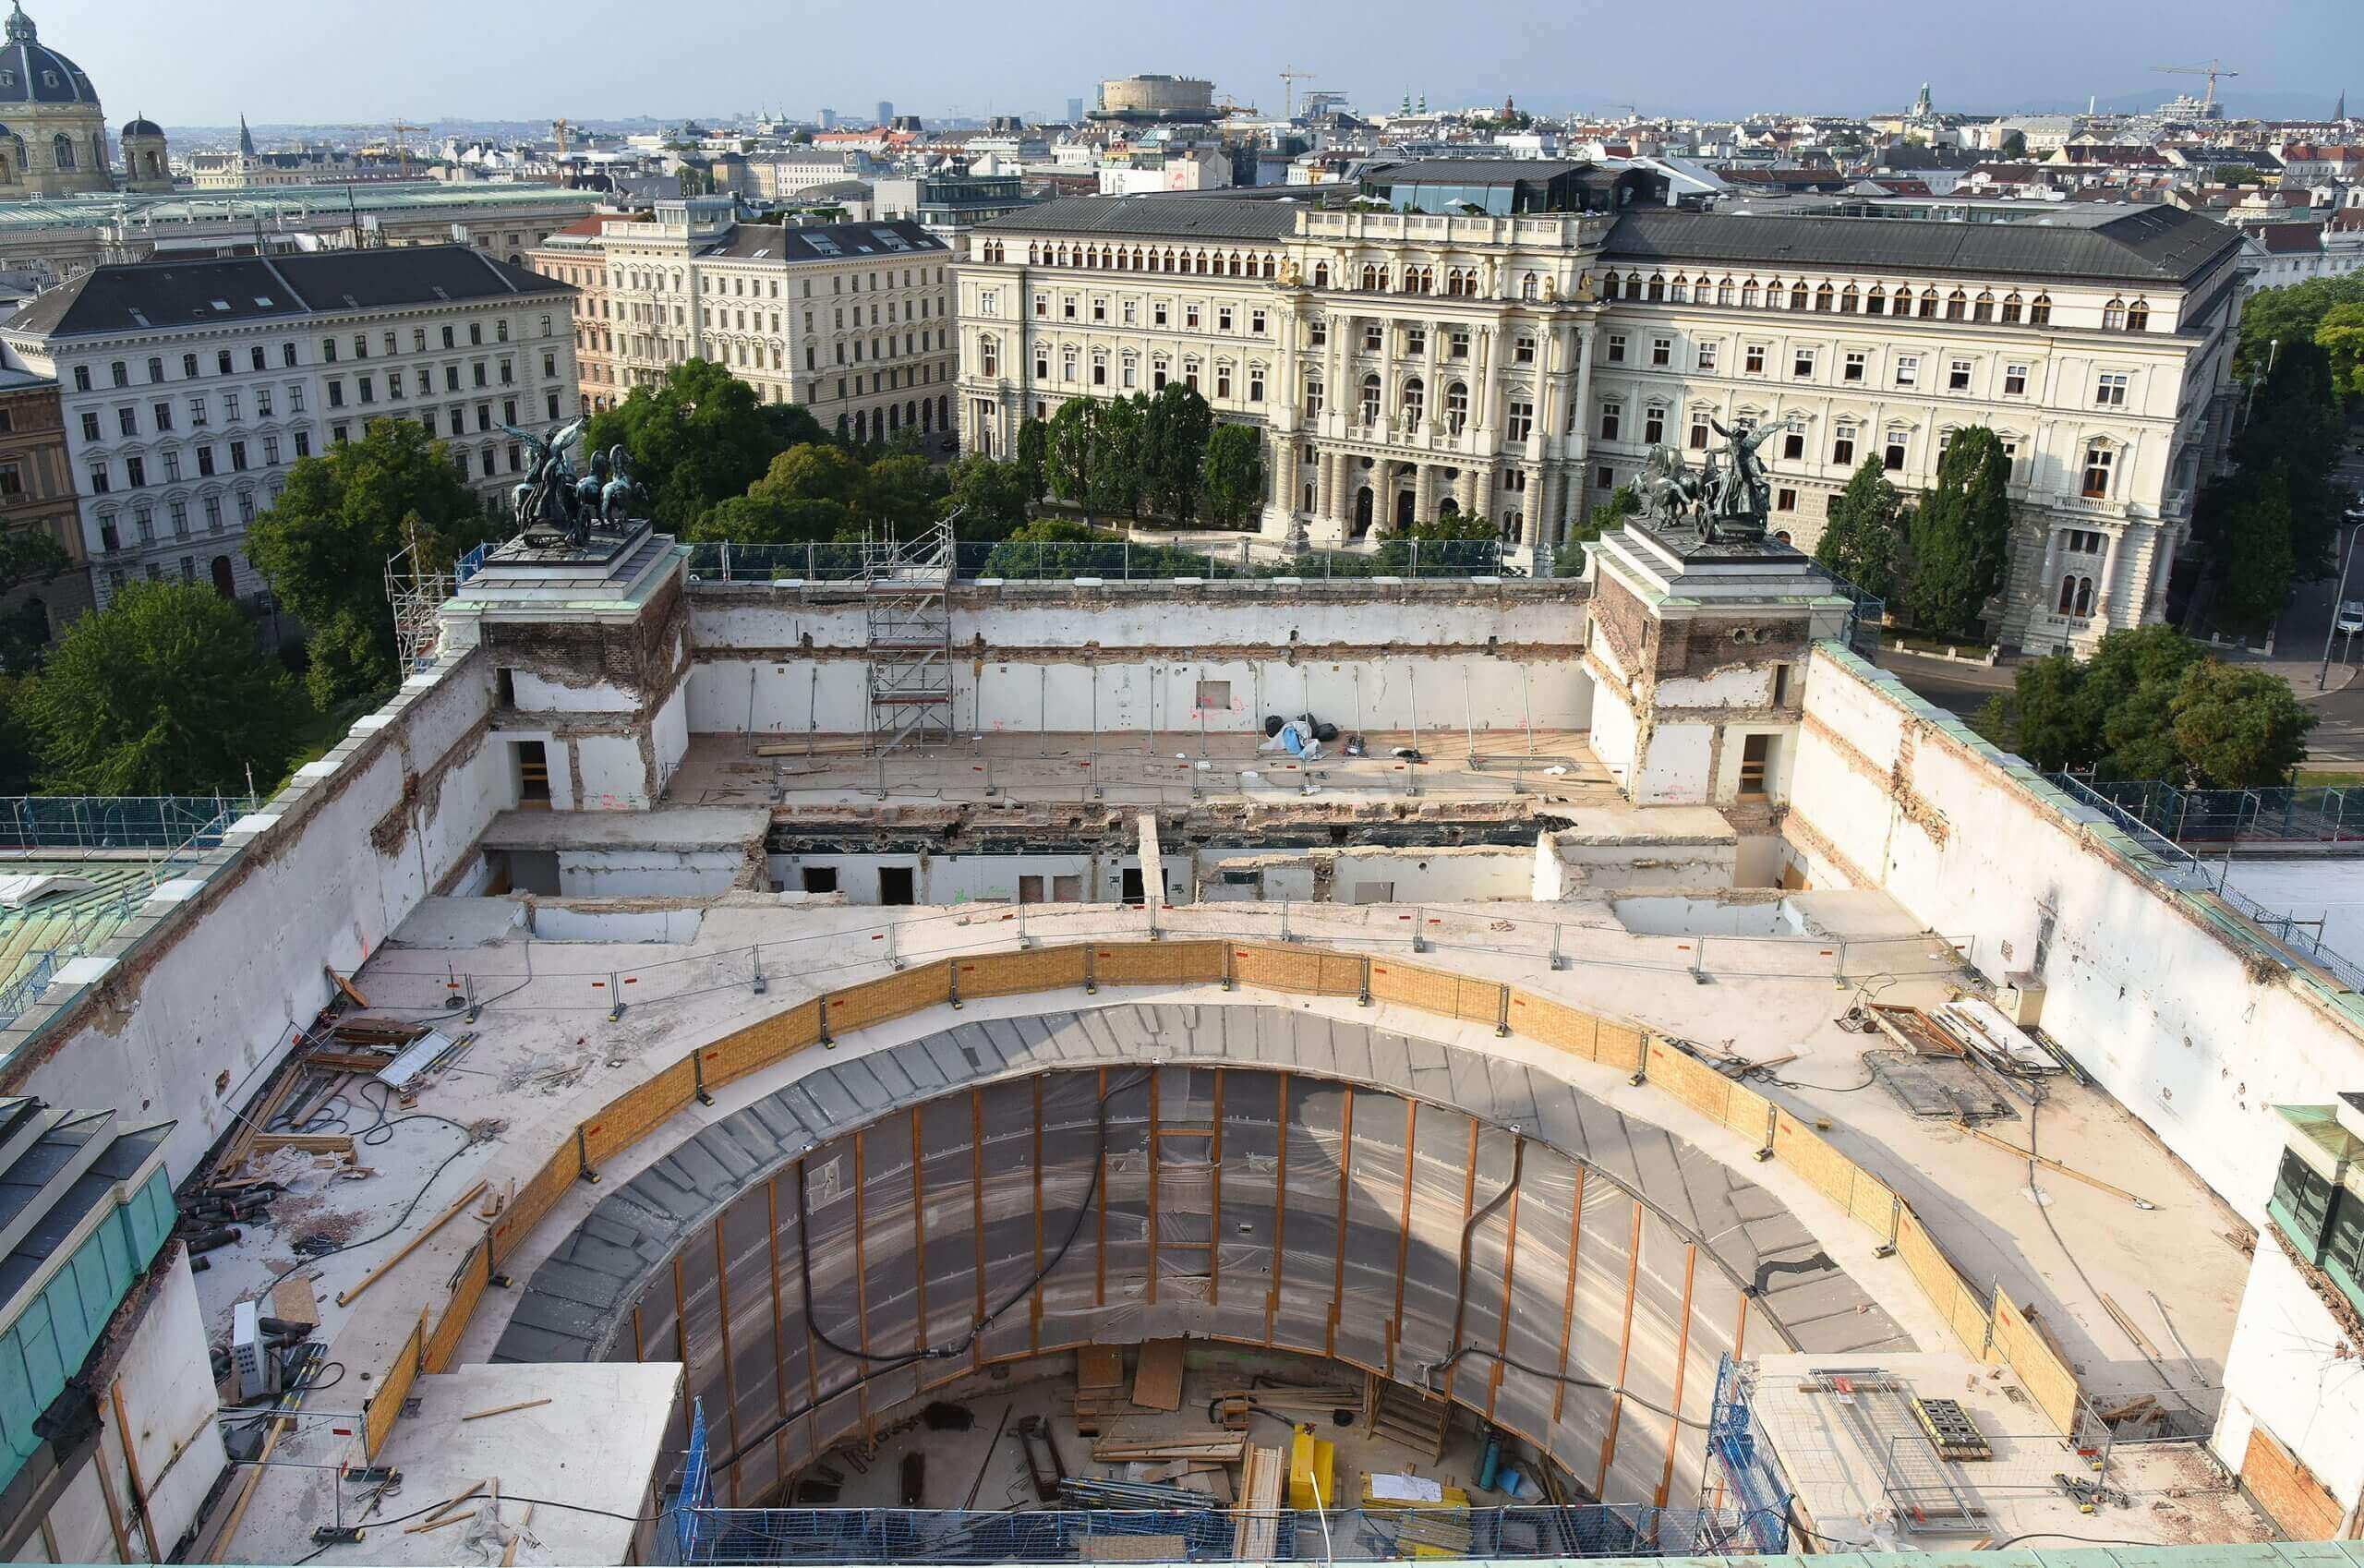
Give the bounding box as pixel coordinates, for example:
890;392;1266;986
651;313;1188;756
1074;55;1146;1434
0;5;97;107
122;115;160;138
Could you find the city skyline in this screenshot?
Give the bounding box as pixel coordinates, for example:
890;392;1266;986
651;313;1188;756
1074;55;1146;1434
40;0;2364;127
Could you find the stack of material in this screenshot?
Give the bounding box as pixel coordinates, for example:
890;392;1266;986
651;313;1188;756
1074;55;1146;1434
1211;1381;1362;1430
1092;1433;1244;1503
1233;1445;1285;1561
1363;1473;1474;1558
1073;1345;1128;1435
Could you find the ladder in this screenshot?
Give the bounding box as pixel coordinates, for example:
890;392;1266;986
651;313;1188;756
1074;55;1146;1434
862;515;957;754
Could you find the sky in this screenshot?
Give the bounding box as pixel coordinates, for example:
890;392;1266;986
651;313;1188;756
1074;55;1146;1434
35;0;2364;128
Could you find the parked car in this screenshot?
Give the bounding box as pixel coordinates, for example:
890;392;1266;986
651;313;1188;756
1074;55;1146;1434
2346;501;2364;523
2338;600;2364;637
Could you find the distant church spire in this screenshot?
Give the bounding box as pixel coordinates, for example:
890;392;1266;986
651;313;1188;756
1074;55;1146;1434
2340;89;2349;122
238;114;254;157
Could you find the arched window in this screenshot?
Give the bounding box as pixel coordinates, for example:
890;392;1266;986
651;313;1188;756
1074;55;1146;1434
1593;270;1615;299
1814;282;1834;311
1716;275;1735;306
1359;373;1381;424
1360;263;1382;290
1522;271;1539;301
1402;376;1425;425
1646;271;1666;301
1312;261;1331;288
1893;284;1916;318
1972;289;1995;322
2001;290;2023;324
2127;297;2150;332
1839;283;1859;313
1764;278;1783;307
1918;286;1940;319
1444;380;1468;435
1865;283;1885;313
1946;287;1968;320
2029;293;2053;326
1669;274;1690;304
1791;281;1810;309
52;133;73;171
1742;278;1760;308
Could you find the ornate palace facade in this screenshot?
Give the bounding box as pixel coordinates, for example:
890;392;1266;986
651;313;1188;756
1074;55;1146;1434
954;192;2247;653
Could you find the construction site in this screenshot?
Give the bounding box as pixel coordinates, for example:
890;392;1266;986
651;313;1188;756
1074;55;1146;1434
5;515;2364;1566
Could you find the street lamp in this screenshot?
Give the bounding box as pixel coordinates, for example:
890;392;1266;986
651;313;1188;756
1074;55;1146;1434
2321;517;2361;691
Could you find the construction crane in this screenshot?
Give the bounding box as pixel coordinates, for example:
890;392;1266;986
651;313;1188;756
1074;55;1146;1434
1278;66;1312;122
388;119;425;175
551;117;572;159
2152;61;2241;113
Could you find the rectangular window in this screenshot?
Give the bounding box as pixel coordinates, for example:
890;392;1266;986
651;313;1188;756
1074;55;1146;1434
1775;487;1796;512
125;455;145;488
2095;371;2129;407
79;410;98;441
1695;341;1718;372
1832;428;1855;465
1688;413;1710;451
1744;344;1766;374
1948;359;1972;392
1606;333;1626;364
1884;435;1906;472
1792;348;1815;379
1598;404;1621;442
2081;445;2113;499
2004;364;2029;395
1782;430;1803;461
1651;336;1671;368
1894;355;1919;388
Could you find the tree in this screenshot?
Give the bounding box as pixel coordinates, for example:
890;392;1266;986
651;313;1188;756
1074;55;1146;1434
12;581;301;794
2216;466;2298;633
865;452;950;534
247;418;493;706
1559;484;1641;573
1043;398;1095;506
1;527;71;673
1200;424;1266;530
1140;382;1212;524
2234;273;2364;380
756;442;868;510
982;517;1102;578
584;358;802;530
2171;659;2317;787
939;456;1033;539
1085;394;1148;520
1014;417;1050;504
2211;163;2266;187
1972;625;2223;781
1902;427;2013;639
1998;129;2028;160
2236;340;2344;575
685;490;851;545
1813;458;1910;601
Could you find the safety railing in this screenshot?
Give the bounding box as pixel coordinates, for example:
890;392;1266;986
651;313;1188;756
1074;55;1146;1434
2045;772;2364;994
2060;775;2364;849
1703;1356;1792;1554
0;950;56;1031
0;794;252;851
681;537;1516;585
657;1502;1784;1564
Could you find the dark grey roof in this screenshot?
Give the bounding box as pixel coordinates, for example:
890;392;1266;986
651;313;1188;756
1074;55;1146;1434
705;216;945;260
6;245;570;339
1367;159;1595;186
978;192;1305;240
1600;205;2243;285
120;115;161;138
0;5;92;106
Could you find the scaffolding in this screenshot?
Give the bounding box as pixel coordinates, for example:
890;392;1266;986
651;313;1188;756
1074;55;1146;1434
385;536;456;674
862;515;956;754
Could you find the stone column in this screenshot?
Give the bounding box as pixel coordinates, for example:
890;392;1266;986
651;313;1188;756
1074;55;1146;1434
2037;525;2065;616
2097;526;2124;628
1572;320;1598;467
1414;464;1439;525
1474;328;1497;436
1455;467;1479;516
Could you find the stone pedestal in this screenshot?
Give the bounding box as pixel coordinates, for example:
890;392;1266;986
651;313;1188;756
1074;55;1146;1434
438;524;693;812
1585;523;1854;809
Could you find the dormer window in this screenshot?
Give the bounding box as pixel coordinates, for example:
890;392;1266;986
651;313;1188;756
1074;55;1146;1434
40;70;56;89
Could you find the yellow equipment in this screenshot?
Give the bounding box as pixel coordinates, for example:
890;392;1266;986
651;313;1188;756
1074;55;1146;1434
1286;1424;1335;1512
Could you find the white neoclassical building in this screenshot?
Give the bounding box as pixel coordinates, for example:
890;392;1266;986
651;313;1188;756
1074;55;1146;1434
955;185;2249;653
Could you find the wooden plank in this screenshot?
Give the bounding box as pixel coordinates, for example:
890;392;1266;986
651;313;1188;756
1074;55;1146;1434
1078;1346;1126;1390
1131;1338;1185;1411
333;1181;488;1306
461;1398;552;1422
326;965;370;1008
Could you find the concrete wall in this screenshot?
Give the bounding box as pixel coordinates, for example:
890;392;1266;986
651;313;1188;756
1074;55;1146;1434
2213;1242;2364;1528
556;850;746;899
1200;845;1536;904
766;850;1164;906
1786;645;2364;1224
683;584;1594;740
5;653;509;1182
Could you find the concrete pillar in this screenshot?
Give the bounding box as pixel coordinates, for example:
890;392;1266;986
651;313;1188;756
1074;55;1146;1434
2037;525;2065;615
1573;320;1598;466
1415;464;1439;525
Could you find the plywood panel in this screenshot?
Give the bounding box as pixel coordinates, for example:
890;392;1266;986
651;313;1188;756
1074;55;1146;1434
2242;1424;2345;1540
703;998;822;1089
1453;976;1506;1026
1508;990;1599;1060
1769;1112;1856;1209
362;1317;423;1459
1367;959;1461;1017
826;965;949;1036
583;1059;698;1168
1232;944;1328;995
1721;1080;1771;1145
1092;940;1225;986
1593;1020;1646;1072
961;946;1089;998
493;1142;583;1266
425;1239;488;1372
1647;1038;1731;1127
1989;1288;2080;1435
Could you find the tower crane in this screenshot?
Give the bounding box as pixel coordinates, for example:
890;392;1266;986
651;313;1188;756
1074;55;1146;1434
1278;66;1312;121
388;119;425;175
2152;61;2241;113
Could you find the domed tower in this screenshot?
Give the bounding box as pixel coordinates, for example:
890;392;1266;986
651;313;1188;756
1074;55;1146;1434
0;3;112;197
119;112;167;192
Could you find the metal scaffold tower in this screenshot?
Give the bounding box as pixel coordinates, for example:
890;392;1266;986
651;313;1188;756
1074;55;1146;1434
384;535;456;674
862;514;956;754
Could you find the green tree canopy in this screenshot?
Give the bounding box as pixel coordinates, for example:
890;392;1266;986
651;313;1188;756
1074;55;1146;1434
1813;458;1911;601
1014;417;1050;504
2215;465;2298;633
2235;273;2364;380
1902;426;2013;639
13;580;302;794
939;456;1033;539
584;358;809;530
865;452;950;535
2170;659;2317;787
1140;382;1213;525
1200;423;1266;530
757;442;869;510
1998;129;2027;159
247;417;494;706
685;490;851;545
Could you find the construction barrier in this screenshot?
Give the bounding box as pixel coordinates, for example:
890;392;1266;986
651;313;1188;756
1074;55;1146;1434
345;935;2093;1466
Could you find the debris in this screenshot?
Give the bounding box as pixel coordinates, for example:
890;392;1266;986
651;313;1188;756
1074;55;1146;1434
461;1397;552;1422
